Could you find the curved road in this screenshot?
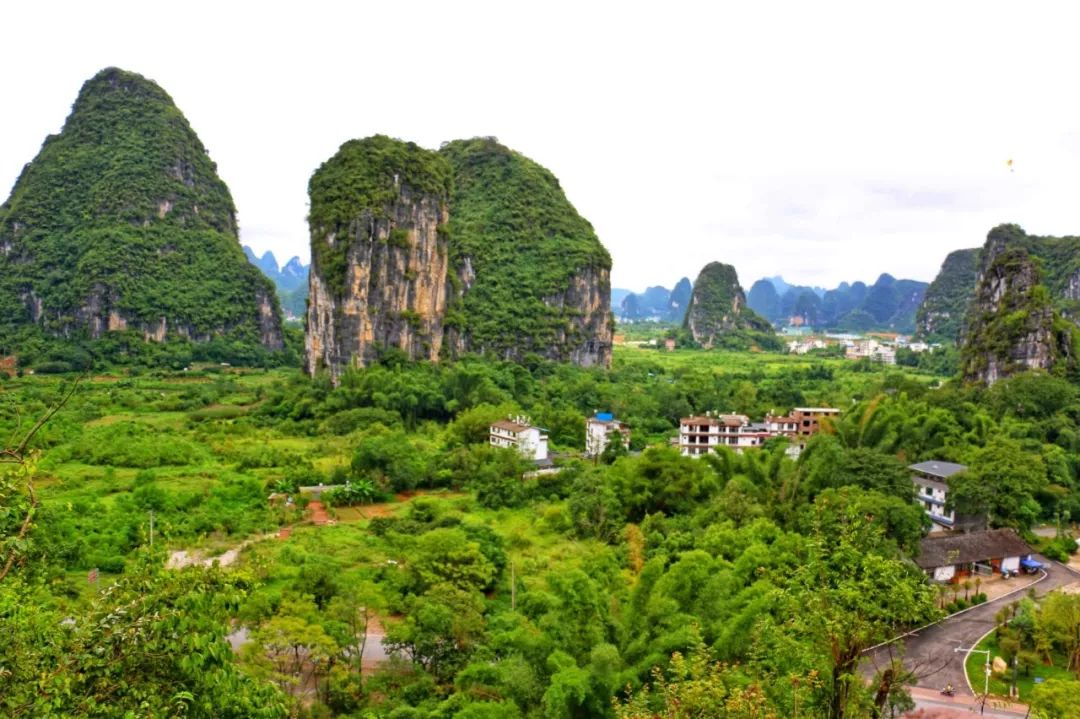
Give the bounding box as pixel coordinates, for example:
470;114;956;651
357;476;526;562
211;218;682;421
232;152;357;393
862;556;1078;707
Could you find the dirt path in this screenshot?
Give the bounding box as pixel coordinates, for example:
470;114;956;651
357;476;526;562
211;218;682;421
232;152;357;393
166;532;277;569
308;500;331;525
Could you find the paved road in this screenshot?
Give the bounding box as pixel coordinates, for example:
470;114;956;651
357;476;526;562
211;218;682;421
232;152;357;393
863;556;1079;698
907;687;1028;717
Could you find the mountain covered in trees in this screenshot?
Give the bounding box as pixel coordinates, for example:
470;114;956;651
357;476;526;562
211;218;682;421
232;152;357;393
615;277;692;322
684;262;777;349
919;224;1080;343
960;224;1080;384
0;67;284;367
915;248;982;341
306;135;612;378
746;274;928;332
243;246;308;318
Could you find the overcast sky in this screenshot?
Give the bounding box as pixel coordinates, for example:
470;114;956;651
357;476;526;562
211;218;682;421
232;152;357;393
4;1;1080;292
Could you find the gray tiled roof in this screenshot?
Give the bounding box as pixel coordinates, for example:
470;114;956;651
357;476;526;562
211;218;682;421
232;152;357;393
915;528;1031;569
909;460;967;479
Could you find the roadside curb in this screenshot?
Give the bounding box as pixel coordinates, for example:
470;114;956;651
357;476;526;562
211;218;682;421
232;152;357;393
863;569;1047;654
959;623;997;698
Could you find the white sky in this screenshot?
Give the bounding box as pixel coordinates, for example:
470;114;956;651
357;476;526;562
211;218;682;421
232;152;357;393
4;1;1080;292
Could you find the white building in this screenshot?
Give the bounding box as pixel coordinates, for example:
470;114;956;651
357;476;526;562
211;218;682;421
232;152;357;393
846;338;897;365
678;413;771;457
585;412;630;457
910;460;967;530
490;416;549;462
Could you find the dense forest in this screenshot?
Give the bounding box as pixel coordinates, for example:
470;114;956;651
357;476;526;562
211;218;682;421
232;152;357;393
3;343;1080;718
0;68;288;368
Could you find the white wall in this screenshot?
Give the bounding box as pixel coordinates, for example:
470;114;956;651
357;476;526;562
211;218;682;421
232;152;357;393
933;565;955;582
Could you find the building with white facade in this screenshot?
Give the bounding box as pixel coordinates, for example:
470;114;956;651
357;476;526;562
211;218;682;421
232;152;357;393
679;413;771;457
585;412;630;457
490;416;549;462
910;460;967;530
846;338;897;365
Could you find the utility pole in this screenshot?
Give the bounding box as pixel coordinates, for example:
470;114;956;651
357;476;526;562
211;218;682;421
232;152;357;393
149;510;154;548
511;561;516;611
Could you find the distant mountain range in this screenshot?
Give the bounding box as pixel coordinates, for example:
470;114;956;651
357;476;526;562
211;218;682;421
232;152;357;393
242;247;308;318
747;274;928;333
613;278;692;322
614;272;929;333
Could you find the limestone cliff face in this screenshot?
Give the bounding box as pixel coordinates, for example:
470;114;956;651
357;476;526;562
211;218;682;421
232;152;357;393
306;184;452;375
540;266;612;367
306;136;612;379
684;262;774;347
961;226;1074;384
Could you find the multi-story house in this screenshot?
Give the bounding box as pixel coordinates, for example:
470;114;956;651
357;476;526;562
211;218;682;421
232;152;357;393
678;413;771;457
910;460;967;529
490;416;549;462
791;407;841;436
585;412;631;457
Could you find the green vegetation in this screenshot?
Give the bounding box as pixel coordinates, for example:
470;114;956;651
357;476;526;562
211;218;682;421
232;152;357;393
5;343;1080;717
308;135;453;297
684;262;779;350
964;595;1080;710
0;67;287;368
439;137;612;362
916;248;981;341
919;224;1080;345
960;231;1079;383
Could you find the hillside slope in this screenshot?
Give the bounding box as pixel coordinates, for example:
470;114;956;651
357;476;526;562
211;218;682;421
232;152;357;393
0;67;283;364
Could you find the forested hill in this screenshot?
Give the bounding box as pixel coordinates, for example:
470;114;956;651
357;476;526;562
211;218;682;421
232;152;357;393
918;224;1080;342
746;274;928;332
684;261;778;349
0;67;285;369
960;225;1077;384
306;135;613;377
915;248;981;341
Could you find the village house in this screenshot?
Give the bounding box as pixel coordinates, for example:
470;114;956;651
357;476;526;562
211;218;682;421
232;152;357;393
679;407;839;458
585;412;630;457
915;528;1039;583
764;413;799;436
791;407;841;436
678;413;773;457
786;338;828;355
490;416;549;462
910;460;966;529
845;338;896;365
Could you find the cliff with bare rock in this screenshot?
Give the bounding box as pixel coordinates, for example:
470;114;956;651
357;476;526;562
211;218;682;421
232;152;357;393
306;135;612;378
0;67;285;365
960;224;1078;384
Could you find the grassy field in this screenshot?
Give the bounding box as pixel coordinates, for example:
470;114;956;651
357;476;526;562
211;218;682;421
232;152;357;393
964;631;1074;700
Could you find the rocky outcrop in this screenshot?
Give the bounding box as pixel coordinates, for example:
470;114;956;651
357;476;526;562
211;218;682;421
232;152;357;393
0;67;284;357
684;262;774;347
306;135;612;379
306;183;452;374
960;225;1074;384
